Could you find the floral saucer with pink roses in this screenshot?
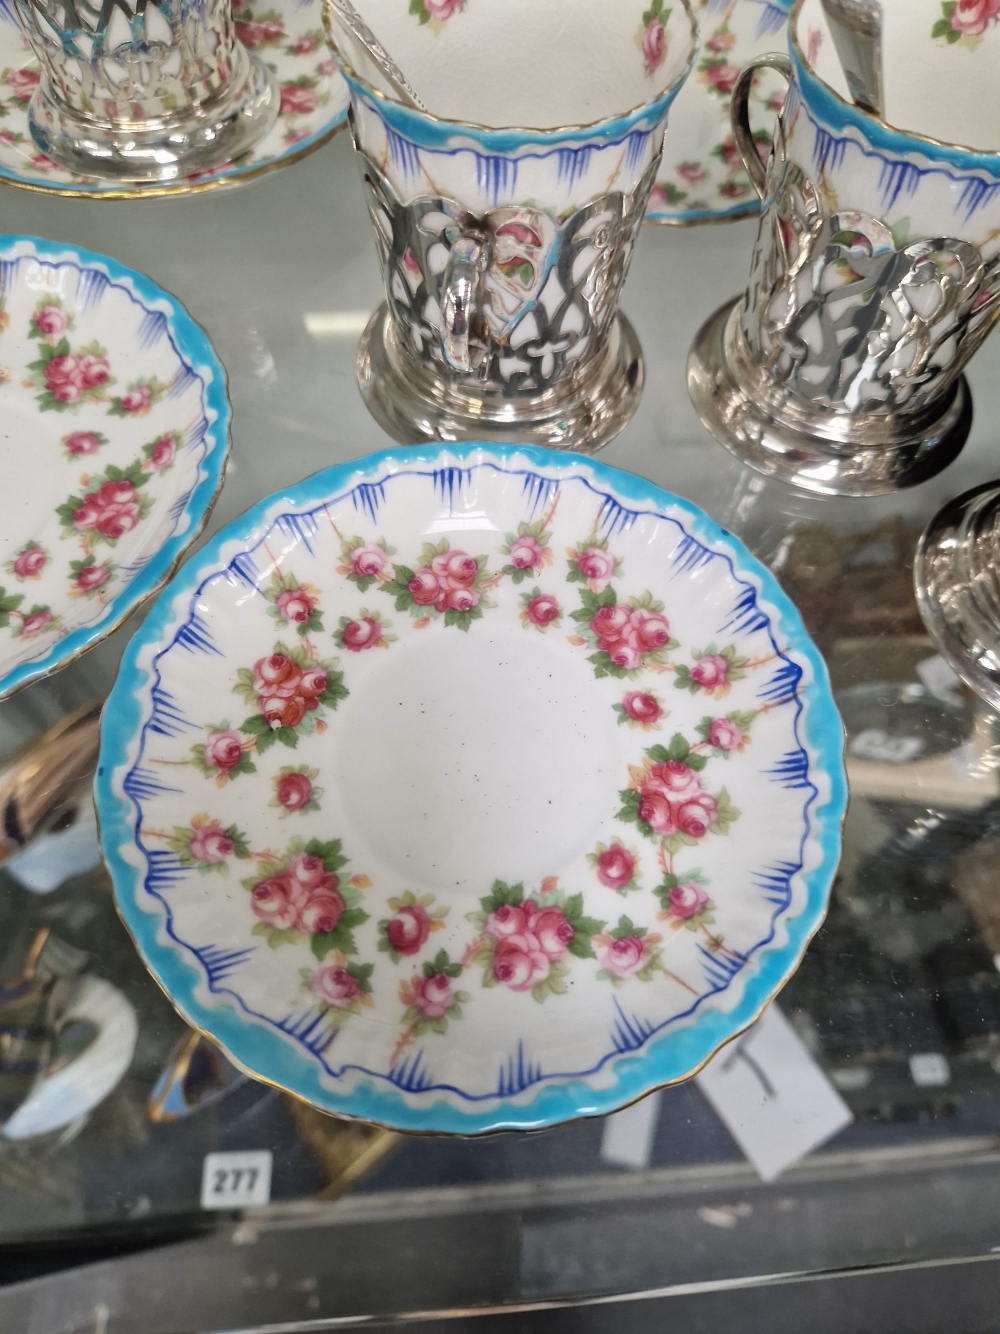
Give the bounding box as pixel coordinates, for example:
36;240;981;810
0;0;348;197
98;443;846;1135
0;235;228;700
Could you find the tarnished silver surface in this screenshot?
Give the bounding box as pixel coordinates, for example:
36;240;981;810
15;0;278;181
358;302;644;452
820;0;884;116
322;0;427;111
353;153;654;451
741;161;1000;425
687;296;971;496
915;481;1000;712
690;55;1000;495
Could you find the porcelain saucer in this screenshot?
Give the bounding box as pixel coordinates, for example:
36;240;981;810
96;443;846;1135
0;235;230;700
645;0;792;225
0;0;348;198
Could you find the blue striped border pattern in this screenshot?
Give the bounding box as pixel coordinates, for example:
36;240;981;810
96;443;846;1134
0;235;230;699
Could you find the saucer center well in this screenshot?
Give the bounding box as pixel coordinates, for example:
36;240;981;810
334;625;621;899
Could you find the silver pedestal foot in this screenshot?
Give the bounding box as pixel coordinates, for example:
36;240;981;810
687;297;972;498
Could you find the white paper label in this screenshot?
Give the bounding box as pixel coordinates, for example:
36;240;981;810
200;1151;272;1209
600;1089;662;1169
696;1005;853;1182
909;1052;951;1088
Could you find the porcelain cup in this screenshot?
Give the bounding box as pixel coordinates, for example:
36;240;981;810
326;0;697;452
12;0;279;181
685;0;1000;496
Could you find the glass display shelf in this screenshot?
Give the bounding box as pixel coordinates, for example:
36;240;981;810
2;134;1000;1334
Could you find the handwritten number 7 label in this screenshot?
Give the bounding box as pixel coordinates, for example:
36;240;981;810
200;1151;272;1209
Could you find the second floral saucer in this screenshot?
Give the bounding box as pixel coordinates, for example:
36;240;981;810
97;443;846;1135
0;235;230;700
0;0;348;198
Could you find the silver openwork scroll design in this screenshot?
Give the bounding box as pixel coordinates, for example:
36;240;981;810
14;0;241;121
739;159;1000;422
357;152;658;397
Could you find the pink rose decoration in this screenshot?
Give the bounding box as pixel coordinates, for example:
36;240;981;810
446;586;479;613
607;641;641;671
690;654;730;690
704;62;740;94
7;68;39;101
236;17;283;46
674;792;718;839
525;593;560;627
263;695;307;729
431;550;478;587
253;652;300;693
147;436;176;471
631;609;671;652
280;84;320;116
718;139;741;168
341;616;382;650
508;535;543;570
638;791;677;836
204;730;245;771
642;16;666;75
291;32;320;54
950;0;1000;34
408;569;441;606
75;562;111;593
534;907;574;961
706;31;734;53
45;354;83;403
646;760;702;803
708;717;743;751
590;604;629;642
13;546;46;579
19;610;52;638
251;874;303;930
576;546;615;581
64;431;102;456
386;904;431;956
596;844;635;891
412;972;454;1018
298;888;346;935
493;932;550;991
79;355;109;388
299;667;328;698
33;305;67;336
310;964;360;1008
621;692;661;725
425;0;465;17
275;770;313;812
677;162;707;184
190;822;234;863
119;384;152;414
600;935;647;980
72;498;101;531
486;903;528;938
289;852;335;891
669;881;709;920
276;586;316;624
73;478;140;539
350;545;388;579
